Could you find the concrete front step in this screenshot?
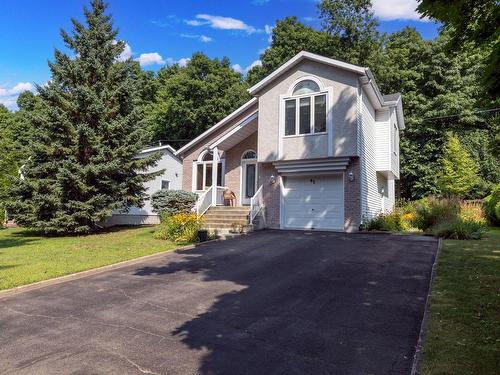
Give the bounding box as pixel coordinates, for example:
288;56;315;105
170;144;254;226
209;206;250;210
203;214;249;220
206;210;250;215
203;223;242;229
202;206;252;232
203;218;248;225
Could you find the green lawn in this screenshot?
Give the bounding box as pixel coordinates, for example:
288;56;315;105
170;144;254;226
421;228;500;374
0;226;179;290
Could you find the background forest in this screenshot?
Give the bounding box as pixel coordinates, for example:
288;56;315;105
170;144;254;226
1;0;498;211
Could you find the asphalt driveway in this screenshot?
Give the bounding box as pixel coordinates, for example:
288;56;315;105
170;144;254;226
0;230;438;375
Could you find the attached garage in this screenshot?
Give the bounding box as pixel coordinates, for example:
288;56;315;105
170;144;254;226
282;174;344;230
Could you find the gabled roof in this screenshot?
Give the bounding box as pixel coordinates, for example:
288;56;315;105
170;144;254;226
383;93;401;102
248;51;367;95
141;144;177;155
175;52;405;157
248;51;404;129
175;97;258;156
382;93;405;130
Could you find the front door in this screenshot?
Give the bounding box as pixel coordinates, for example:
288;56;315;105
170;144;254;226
241;161;257;205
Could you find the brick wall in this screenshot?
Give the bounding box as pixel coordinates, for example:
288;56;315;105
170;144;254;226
224;132;258;204
258;162;281;228
344;157;361;231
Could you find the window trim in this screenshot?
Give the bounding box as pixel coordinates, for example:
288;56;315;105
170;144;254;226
392;123;398;156
192;150;225;192
161;180;170;190
282;91;329;138
279;77;334;158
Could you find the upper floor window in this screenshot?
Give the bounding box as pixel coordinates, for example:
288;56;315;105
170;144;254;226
392;123;398;155
293;80;320;95
284;79;327;136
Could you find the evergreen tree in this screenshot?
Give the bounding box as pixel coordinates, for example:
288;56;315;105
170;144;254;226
438;133;480;197
7;0;160;234
0;105;22;223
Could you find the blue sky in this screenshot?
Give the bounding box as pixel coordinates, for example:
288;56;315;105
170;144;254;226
0;0;439;110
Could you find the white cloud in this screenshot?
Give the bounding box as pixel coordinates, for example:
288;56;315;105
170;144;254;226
185;19;205;26
264;24;273;43
232;60;262;75
186;14;259;34
177;58;191;67
372;0;428;21
10;82;33;95
166;57;191;67
180;33;213;42
0;82;35;111
200;35;213;43
135;52;166;67
117;42;133;61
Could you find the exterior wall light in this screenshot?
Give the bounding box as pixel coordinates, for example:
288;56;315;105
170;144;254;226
348;171;355;182
269;175;276;185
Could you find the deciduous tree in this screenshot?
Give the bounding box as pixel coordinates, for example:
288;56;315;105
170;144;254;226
149;53;250;145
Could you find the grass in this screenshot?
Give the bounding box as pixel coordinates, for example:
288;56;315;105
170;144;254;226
0;226;180;290
420;228;500;374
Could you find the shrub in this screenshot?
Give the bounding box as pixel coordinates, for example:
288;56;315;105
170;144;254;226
154;213;203;243
413;197;460;231
484;184;500;226
361;210;405;232
460;201;486;223
151;190;198;216
434;218;486;240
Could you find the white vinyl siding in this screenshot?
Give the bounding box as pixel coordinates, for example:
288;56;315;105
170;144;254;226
359;88;382;221
390;108;400;178
375;108;391;171
387;179;395;211
377;174;395;213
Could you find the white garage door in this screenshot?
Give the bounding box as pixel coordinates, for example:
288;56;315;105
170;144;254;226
283;175;344;230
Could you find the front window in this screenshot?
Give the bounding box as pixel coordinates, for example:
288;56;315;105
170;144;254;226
195;150;224;190
285;99;296;136
284;79;327;136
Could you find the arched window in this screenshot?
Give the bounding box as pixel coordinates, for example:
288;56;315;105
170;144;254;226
202;152;213;161
195;150;224;191
284;77;327;136
292;80;320;95
241;150;257;160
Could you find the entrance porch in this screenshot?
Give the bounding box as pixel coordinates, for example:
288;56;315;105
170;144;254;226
192;112;264;227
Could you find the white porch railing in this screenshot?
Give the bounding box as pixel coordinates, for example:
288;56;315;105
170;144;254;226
195;186;227;215
195;186;213;216
249;185;264;224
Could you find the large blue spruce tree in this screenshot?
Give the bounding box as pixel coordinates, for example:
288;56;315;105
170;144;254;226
8;0;160;234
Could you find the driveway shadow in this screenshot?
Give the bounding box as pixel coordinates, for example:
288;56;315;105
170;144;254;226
134;231;437;374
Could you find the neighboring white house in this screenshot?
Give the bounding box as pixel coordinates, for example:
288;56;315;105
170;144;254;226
106;145;183;226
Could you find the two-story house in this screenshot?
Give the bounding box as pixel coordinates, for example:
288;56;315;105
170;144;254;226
176;51;404;232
